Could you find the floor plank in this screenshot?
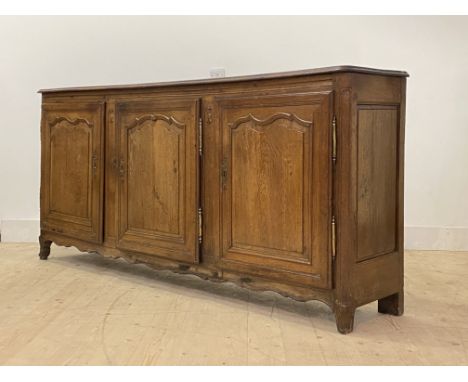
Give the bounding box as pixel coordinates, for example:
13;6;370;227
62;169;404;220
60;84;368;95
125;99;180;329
0;243;467;365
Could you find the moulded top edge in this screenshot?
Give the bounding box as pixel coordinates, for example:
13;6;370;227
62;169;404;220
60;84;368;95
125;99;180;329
38;65;409;94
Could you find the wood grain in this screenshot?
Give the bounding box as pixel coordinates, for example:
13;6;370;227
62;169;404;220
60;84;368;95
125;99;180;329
38;68;407;333
40;101;104;243
2;244;465;365
357;106;398;261
38;65;408;94
115;98;200;263
217;92;332;289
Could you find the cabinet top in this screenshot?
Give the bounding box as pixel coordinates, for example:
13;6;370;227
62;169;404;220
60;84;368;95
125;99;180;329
38;65;409;94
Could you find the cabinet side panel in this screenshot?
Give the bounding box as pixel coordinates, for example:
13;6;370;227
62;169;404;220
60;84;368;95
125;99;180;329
356;106;398;261
334;73;405;309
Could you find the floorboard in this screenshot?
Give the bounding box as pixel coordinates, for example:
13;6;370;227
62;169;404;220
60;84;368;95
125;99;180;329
0;243;467;365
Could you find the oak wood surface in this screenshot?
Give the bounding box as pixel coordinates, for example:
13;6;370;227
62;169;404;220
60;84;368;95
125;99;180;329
357;105;398;261
217;92;332;289
40;101;104;243
114;98;200;263
38;67;407;334
38;65;408;94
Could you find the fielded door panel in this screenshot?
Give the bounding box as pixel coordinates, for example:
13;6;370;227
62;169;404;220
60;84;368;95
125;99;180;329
115;98;200;263
40;102;104;243
218;92;332;288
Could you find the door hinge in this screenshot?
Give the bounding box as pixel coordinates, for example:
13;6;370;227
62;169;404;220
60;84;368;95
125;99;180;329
332;115;337;165
331;215;337;260
198;117;203;156
198;207;203;244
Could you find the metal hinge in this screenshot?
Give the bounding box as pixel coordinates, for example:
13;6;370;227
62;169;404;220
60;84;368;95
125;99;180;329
331;215;337;260
332;115;337;165
331;115;337;260
198;117;203;156
198;207;203;244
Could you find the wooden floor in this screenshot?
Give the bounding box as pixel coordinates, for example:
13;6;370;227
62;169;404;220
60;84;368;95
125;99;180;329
0;243;467;365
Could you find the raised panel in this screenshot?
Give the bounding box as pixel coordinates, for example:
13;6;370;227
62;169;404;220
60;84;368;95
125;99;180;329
49;121;91;219
41;102;104;243
127;116;184;236
116;99;199;264
230;113;309;257
218;92;332;288
357;106;398;261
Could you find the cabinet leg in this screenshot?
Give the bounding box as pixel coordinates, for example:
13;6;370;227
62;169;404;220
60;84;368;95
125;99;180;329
334;303;356;334
38;236;52;260
378;291;404;316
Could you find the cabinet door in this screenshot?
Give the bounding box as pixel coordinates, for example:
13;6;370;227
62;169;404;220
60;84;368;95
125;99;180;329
218;92;332;288
115;98;200;263
41;102;104;243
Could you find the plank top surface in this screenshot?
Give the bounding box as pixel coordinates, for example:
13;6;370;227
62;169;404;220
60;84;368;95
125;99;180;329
38;65;409;94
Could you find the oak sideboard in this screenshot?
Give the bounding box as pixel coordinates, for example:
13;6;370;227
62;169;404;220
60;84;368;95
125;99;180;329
38;66;408;333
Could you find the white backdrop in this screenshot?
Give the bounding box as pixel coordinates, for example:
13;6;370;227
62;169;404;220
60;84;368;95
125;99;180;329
0;16;467;250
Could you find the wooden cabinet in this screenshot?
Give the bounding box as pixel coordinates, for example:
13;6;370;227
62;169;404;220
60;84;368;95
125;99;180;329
38;66;408;333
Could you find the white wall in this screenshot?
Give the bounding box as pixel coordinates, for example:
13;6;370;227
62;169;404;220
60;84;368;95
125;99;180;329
0;16;467;249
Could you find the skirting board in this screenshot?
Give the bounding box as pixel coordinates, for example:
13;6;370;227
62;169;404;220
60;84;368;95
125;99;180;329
1;219;467;251
0;220;40;243
405;226;468;251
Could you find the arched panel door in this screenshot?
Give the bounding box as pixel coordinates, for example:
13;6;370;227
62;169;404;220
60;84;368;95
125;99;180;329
40;102;104;243
115;98;200;263
217;92;333;288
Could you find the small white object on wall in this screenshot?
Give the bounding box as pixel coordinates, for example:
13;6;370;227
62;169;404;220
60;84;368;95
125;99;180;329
209;68;226;78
